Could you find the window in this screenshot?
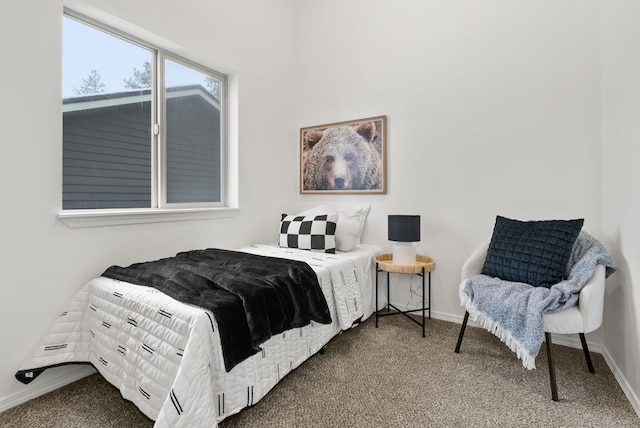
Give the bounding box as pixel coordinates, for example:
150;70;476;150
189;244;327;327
62;12;226;212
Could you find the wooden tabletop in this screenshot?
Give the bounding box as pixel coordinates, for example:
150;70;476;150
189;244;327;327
375;254;436;274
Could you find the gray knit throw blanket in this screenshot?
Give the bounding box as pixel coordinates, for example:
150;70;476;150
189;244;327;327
460;231;615;369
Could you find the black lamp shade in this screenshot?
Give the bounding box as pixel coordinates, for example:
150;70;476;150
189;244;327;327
388;215;420;242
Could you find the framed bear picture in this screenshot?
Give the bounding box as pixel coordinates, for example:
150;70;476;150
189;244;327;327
300;115;387;194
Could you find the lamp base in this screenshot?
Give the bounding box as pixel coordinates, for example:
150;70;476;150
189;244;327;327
392;242;416;265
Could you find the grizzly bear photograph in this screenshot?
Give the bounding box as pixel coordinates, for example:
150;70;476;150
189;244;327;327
300;116;386;193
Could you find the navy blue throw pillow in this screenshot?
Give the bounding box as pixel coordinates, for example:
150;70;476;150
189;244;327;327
481;216;584;288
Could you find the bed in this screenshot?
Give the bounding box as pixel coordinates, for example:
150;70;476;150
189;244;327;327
15;207;379;427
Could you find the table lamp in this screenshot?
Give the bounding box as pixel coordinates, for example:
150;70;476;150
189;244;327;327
388;215;421;265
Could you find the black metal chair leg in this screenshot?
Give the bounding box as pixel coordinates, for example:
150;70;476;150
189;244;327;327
375;263;379;329
545;332;559;401
454;312;470;353
579;333;595;374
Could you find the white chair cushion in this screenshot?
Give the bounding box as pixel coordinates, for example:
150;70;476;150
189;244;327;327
461;240;490;281
577;264;606;333
543;306;584;334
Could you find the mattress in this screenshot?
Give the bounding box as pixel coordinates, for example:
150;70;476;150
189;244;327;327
15;244;379;427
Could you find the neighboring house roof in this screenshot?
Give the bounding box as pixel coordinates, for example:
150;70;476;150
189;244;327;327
63;84;220;113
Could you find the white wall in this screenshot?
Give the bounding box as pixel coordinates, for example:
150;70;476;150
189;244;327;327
0;0;297;403
601;0;640;413
294;0;602;324
2;0;638;417
293;0;640;412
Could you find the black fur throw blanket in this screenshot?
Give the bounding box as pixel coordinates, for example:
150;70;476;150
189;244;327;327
102;248;331;371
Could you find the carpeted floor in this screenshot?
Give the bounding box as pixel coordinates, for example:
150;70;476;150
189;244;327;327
1;315;638;428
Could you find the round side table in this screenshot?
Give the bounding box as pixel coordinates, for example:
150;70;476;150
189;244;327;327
374;254;436;337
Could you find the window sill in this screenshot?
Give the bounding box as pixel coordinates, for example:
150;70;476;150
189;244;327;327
58;207;240;228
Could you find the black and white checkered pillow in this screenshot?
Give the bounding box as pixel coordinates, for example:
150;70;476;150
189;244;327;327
279;214;338;253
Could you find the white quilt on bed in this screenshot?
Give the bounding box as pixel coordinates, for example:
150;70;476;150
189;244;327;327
16;245;378;427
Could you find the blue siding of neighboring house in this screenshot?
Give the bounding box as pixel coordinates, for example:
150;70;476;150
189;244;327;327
62;88;220;209
63;101;152;209
166;95;221;204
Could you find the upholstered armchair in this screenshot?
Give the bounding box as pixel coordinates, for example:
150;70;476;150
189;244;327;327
453;217;613;402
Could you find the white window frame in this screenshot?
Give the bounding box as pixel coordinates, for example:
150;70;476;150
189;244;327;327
58;9;236;227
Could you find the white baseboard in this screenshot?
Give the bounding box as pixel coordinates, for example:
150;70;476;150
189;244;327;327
601;347;640;418
0;365;96;413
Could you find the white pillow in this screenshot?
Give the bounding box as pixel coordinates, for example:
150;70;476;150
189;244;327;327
299;205;370;252
299;205;338;217
335;205;370;251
